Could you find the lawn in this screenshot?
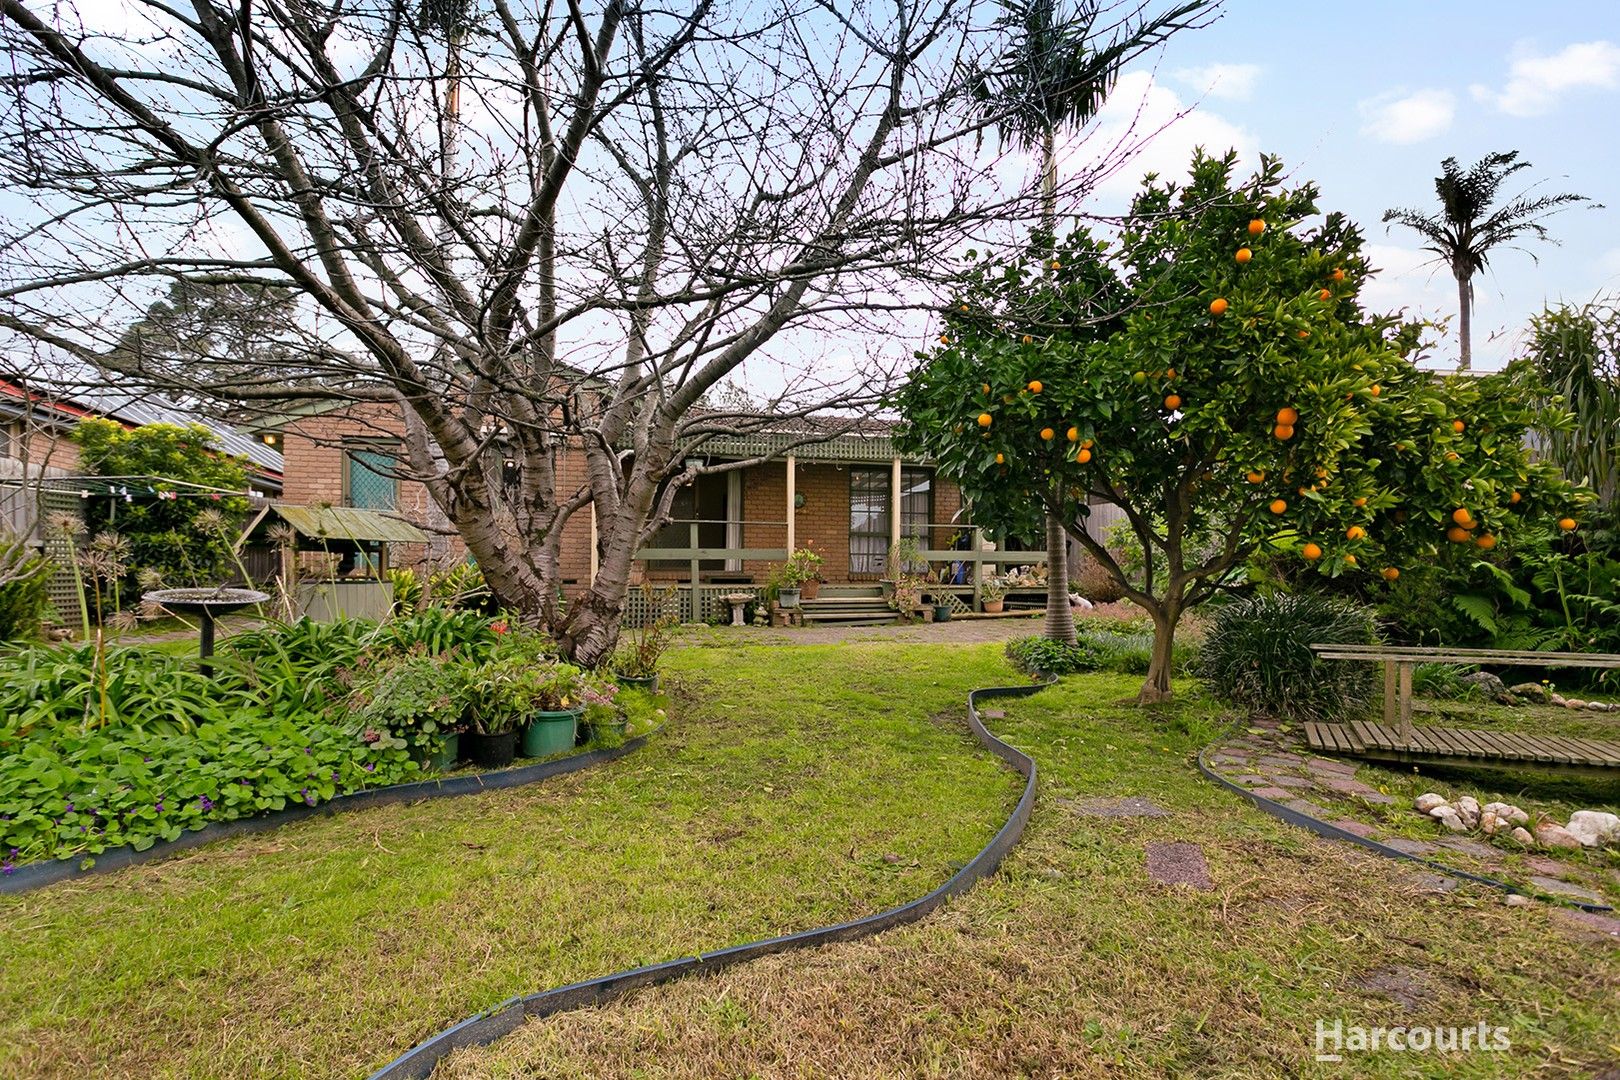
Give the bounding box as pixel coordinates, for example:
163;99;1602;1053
4;641;1617;1079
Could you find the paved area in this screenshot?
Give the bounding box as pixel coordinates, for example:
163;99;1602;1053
674;613;1045;647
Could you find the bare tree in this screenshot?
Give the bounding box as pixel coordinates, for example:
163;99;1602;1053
0;0;1205;663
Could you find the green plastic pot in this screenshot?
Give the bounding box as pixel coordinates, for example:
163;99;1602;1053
426;733;461;772
521;709;581;757
615;673;658;693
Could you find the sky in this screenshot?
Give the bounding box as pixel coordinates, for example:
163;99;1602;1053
1062;0;1620;371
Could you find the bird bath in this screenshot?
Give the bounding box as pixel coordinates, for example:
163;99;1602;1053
142;587;269;672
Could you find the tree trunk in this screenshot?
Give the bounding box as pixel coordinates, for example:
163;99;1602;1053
1040;127;1057;237
1455;270;1472;372
1042;511;1076;643
1138;606;1177;704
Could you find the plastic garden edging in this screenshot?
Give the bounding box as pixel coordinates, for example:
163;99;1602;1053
1196;746;1613;914
0;736;649;896
363;679;1050;1080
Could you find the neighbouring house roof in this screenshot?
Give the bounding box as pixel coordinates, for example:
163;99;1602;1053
693;415;924;464
241;503;428;548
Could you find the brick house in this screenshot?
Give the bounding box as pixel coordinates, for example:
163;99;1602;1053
266;404;1053;614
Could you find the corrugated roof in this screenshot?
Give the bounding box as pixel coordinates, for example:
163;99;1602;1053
266;504;428;545
69;385;285;474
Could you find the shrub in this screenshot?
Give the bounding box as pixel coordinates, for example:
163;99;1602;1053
1005;635;1103;677
347;651;469;759
1198;592;1379;721
1410;662;1486;701
0;560;50;643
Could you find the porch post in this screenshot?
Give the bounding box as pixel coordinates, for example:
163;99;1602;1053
688;520;701;622
889;456;902;553
785;454;796;552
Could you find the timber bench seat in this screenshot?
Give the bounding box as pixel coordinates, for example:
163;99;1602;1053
1304;644;1620;774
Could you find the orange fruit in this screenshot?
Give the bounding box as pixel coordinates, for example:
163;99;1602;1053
1369;385;1381;397
1164;394;1182;410
1274;424;1295;440
1331;268;1346;283
1022;334;1033;344
977;413;992;428
1298;486;1309;496
1077;448;1093;464
1317;288;1331;301
1346;526;1366;540
1315;466;1328;479
1270;499;1288;515
1475;533;1497;550
1040;427;1055;441
939;335;949;344
1235;247;1253;263
1451;420;1465;433
1509;490;1521;504
995;453;1004;464
1209;297;1229;316
1353;496;1367;508
1166;368;1177;379
1276;407;1299;425
1382;567;1400;581
980;383;990;394
1344;554;1358;565
1444;451;1459;461
1248;219;1266;236
1050;260;1061;269
1081;439;1094;449
1451;508;1473;526
1558;517;1578;531
1446;526;1471;543
960;304;970;312
1246;470;1265;484
1028;380;1043;394
1302;542;1322;561
1067;426;1080;443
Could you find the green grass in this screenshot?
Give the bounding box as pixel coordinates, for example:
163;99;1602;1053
4;643;1618;1079
0;643;1017;1078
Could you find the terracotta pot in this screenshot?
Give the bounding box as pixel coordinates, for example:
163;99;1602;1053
800;579;821;600
983;599;1005;614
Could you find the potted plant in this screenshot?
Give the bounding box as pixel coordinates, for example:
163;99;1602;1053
462;658;532;766
795;541;825;600
347;651;467;771
980;573;1007;614
579;675;626;743
614;591;675;691
522;662;585;757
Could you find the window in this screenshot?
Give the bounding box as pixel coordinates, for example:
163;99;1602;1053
646;472;734;573
849;467;933;576
344;445;399;510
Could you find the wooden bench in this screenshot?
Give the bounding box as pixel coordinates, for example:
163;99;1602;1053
1304;644;1620;774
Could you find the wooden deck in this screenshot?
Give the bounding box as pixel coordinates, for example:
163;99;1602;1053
1305;720;1620;775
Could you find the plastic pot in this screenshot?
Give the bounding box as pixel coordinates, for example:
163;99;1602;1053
463;730;517;768
615;673;658;693
778;587;801;608
426;733;461;772
933;603;952;623
520;709;580;757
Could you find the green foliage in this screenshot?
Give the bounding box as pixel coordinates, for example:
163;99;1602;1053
0;533;50;642
1527;296;1618;513
613;585;677;677
70;418;252;595
1198;592;1379;721
1410;663;1485;701
1005;634;1102;676
0;610;527;865
896;151;1588;694
1004;628;1198;678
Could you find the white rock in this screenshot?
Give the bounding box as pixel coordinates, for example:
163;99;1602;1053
1480;811;1505;836
1550;694;1568;707
1415;792;1449;813
1587;701;1610;712
1483;802;1528;826
1510;827;1535;846
1565;811;1620;848
1534;821;1583;850
1433;807;1467;832
1566;699;1587;709
1504;894;1531;907
1455;796;1481;829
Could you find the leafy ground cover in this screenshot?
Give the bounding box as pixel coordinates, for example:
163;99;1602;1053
0;642;1016;1078
439;657;1620;1079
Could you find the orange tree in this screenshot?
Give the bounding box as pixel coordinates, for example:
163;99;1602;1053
895;152;1586;703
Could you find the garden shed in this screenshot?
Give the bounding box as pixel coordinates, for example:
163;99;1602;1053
238;503;428;621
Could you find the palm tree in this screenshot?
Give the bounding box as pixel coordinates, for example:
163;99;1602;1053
975;0;1211;643
1383;152;1595;371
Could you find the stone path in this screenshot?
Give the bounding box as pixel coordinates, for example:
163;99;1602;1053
1203;716;1619;914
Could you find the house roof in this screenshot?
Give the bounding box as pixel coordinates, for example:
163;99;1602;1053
692;415;923;463
243;503;428;547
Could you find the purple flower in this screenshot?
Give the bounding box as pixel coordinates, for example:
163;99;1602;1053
197;796;214;812
364;763;375;773
154;801;164;813
64;803;74;813
303;747;312;755
143;756;152;763
8;848;16;857
2;861;13;876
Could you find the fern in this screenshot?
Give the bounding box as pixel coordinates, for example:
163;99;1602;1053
1450;594;1499;635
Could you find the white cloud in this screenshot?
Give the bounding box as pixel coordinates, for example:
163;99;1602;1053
1357;89;1456;144
1470;40;1620;117
1170;62;1262;102
1359;243;1452;321
1062;71;1260;210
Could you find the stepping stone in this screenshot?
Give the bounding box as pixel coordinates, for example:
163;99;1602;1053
1210;754;1250;767
1530;876;1607;904
1356;791;1397;806
1250;786;1295;800
1061;796;1170;819
1383;838;1436;856
1319;775;1378;796
1353;964;1432;1011
1145;842;1213;890
1259;754;1304;767
1331;819;1379;839
1231;774;1270;786
1268;774;1316;788
1284;798;1333;818
1305;757;1358;776
1437;838;1499;860
1552;909;1620;943
979;709;1005;720
1526;856;1571;876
